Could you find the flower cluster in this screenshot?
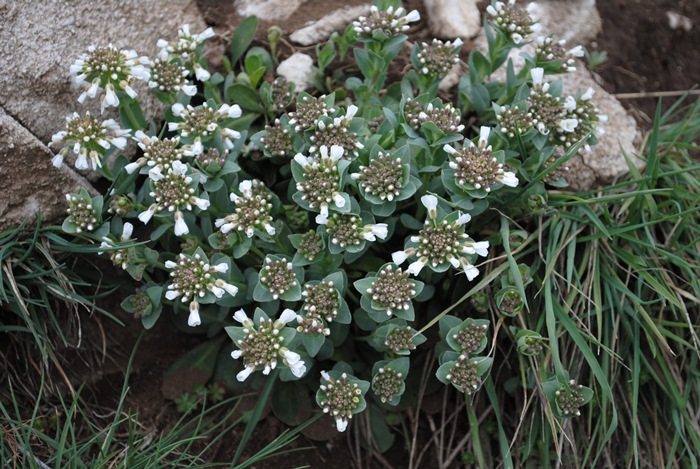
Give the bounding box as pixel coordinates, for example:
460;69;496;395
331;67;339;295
297;281;340;336
165;252;237;326
168;102;242;156
229;309;306;380
317;371;369;432
64;192;100;233
309;106;363;158
288;94;335;132
535;35;585;73
486;0;540;44
555;380;587;417
50;112;129;170
293;145;349;217
70;44;151;112
353;5;420;38
393;195;489;280
259;257;298;300
415;38;463;79
216;180;276;238
138;160;209;236
126;131;184;174
99;222;134;270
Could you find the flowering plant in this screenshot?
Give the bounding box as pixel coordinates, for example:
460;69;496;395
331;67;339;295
52;0;605;442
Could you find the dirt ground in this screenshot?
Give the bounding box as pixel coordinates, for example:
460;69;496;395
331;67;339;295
10;1;699;468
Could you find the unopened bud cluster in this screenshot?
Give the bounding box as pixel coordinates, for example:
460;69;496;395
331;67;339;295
129;290;152;318
352;5;420;38
453;322;488;354
260;258;298;300
373;367;403;403
298;230;323;261
555;380;586;416
446;355;481;394
288;95;334;132
416;38;462;78
419;103;465;135
297;281;340;336
486;0;540;44
354;151;403;202
271;78;294;112
319;372;363;432
385;326;417;353
65;194;99;232
367;265;416;316
496;105;534;138
261;119;294;158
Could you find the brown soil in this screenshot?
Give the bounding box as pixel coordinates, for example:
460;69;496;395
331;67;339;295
5;1;698;468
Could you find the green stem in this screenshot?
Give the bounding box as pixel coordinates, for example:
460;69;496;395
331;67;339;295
467;398;486;468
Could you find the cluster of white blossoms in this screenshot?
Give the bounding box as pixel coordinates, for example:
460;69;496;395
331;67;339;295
393;195;490;281
230;309;306;381
353;5;420;37
137;160;210;236
70;44;151;113
165;253;238;327
294;145;347;218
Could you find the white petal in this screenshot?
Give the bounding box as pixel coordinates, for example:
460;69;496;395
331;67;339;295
210;285;225;298
329;144;344;161
236;366;255;382
188;302;201;327
564;96;577;111
227;104;242;118
138;206;156;224
121;222;134;241
192;197;210;210
568;45;585;57
501;171;519;187
165;289;180;300
278;308;297;326
332;192;346;208
371;223;388;240
530;67;544;85
294;153;310;167
407;259;425;275
421;194;438;219
392;251;408;265
233;309;249;324
182;84;197;96
315;213;328;225
171;103;185;116
479;126;491;146
345;105;358;120
404;9;420;22
335;419;349;432
473;241;490;257
581;87;595;101
125;162;141;174
456;212;471;225
231;350;243;359
174;211;189;236
238;179;252;195
558;118;579;133
148;166;164;181
213;262;228;273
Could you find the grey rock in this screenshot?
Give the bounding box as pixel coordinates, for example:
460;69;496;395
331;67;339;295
290;5;371;46
423;0;481;40
277;53;316;92
0;107;95;230
558;73;643;191
0;0;206;146
236;0;308;22
472;0;639;190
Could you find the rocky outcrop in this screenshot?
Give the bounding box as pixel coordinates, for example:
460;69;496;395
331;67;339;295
0;0;206;228
0;107;95;230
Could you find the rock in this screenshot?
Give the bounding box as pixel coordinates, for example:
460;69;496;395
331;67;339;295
236;0;308;22
277;53;316;91
0;108;96;230
527;0;601;44
423;0;481;40
290;5;371;46
470;0;638;189
0;0;206;147
558;73;643;191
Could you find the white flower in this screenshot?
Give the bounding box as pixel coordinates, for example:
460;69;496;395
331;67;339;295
188;301;201;327
460;258;480;281
138;204;157;224
408;259;426;276
564;96;577;111
531;67;544;86
165;290;180;300
335;418;349;433
568;45;585;57
193;63;211;81
479;126;491;147
581;87;595;101
421;194;439;219
277;308;297;326
233;309;250;325
392;251;409;265
236;366;255;382
215;279;238;297
173;211;189;236
294;153;311;167
282;350;306;378
501;171;519;187
558;118;579;133
456;212;471;225
363;223;388;241
171;103;185;117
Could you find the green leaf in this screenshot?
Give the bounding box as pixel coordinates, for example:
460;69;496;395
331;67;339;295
161;336;226;400
229;16;259;65
228;83;264;113
302;333;326;357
